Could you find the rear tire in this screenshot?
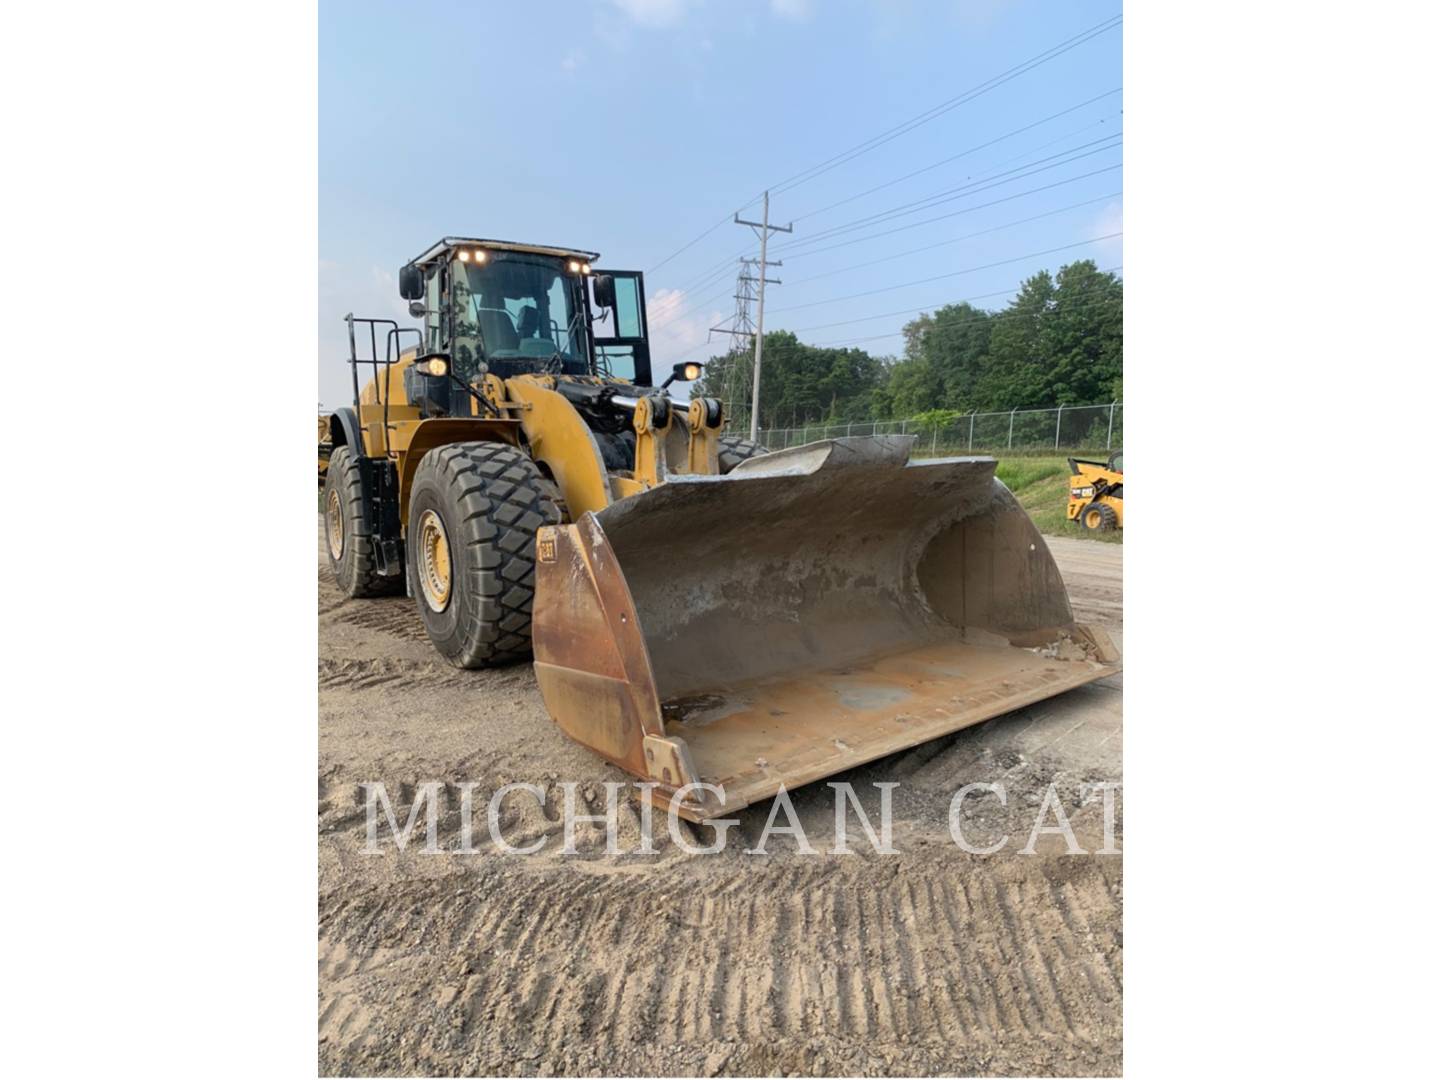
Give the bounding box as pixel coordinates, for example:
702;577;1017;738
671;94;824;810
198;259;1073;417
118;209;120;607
717;435;769;474
324;445;402;597
407;442;561;668
1080;502;1119;532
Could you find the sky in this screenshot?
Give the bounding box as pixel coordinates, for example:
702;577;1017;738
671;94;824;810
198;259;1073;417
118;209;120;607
319;0;1122;410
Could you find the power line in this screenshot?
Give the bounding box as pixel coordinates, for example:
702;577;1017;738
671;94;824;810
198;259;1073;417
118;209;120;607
784;192;1121;287
651;163;1121;332
775;136;1122;253
646;193;763;275
779;164;1122;259
654;260;747;317
767;13;1122;196
656;90;1119;298
769;234;1121;313
641;13;1119;283
790;88;1121;223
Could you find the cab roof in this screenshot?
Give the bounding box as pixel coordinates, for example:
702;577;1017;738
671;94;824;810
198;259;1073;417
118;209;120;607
409;236;602;267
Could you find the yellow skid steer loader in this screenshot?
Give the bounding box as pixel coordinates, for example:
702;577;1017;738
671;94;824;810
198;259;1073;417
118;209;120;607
1067;451;1124;532
326;237;1119;820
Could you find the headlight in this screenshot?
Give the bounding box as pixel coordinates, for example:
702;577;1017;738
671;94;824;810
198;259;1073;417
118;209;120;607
683;362;702;381
415;357;448;377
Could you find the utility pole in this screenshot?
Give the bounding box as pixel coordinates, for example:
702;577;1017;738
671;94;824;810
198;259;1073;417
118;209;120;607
734;191;792;442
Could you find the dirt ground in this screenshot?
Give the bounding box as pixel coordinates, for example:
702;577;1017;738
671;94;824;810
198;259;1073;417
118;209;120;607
319;527;1123;1077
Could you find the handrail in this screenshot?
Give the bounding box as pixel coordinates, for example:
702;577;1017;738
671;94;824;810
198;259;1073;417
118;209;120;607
343;315;420;457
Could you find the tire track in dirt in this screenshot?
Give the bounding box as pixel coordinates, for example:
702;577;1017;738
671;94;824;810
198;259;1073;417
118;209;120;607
318;855;1121;1076
330;598;433;644
318;525;1123;1076
318;658;473;692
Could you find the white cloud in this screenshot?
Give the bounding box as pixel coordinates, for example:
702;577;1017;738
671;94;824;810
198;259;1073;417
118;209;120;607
1089;201;1123;263
560;48;586;73
646;286;728;372
608;0;691;27
770;0;815;21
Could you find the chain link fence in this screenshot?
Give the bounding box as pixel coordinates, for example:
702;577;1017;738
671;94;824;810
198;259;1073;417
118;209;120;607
755;402;1123;456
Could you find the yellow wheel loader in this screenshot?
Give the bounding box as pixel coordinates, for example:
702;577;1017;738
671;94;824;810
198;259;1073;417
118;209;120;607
1067;451;1124;532
324;236;1119;819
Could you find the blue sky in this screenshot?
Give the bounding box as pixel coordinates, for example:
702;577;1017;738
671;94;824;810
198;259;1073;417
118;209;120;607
320;0;1122;409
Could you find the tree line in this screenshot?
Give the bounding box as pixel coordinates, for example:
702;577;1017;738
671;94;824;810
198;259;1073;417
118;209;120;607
693;259;1122;431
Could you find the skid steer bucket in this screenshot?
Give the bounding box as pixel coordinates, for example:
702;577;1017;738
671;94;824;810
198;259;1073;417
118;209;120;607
532;436;1119;821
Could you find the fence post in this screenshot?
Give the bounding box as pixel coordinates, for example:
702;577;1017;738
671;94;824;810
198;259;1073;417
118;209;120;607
1007;408;1016;450
968;410;976;451
1106;401;1117;449
1054;405;1063;450
932;426;939;454
901;419;908;436
846;422;853;438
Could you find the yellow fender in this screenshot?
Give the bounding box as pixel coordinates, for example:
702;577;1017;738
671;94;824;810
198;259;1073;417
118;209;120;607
502;378;613;518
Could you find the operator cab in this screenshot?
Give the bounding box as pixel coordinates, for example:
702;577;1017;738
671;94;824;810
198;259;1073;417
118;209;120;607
398;237;652;387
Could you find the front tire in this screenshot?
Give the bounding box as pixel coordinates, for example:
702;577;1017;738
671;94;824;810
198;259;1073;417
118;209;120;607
324;445;401;597
717;435;769;474
407;442;560;668
1081;502;1119;532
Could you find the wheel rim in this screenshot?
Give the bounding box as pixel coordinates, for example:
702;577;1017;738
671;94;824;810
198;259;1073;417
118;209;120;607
1085;509;1101;528
326;489;344;560
417;509;452;613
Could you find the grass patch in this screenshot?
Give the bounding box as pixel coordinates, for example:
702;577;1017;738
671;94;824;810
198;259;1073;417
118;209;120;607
994;457;1067;493
993;456;1122;544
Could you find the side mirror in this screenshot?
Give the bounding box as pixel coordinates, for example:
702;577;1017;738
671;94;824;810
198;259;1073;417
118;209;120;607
592;273;616;309
408;300;426;319
398;263;424;301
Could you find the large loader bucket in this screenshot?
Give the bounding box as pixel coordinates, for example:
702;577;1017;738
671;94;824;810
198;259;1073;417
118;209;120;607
532;437;1119;821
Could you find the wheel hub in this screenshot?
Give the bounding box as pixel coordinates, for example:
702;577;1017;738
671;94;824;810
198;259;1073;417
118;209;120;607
326;489;344;561
417;509;453;613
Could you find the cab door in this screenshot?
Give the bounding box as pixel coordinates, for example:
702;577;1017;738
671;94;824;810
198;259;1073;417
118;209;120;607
589;270;652;386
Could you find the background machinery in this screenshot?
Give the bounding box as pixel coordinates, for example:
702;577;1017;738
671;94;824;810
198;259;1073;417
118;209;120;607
318;414;333;487
324;236;1119;818
1067;451;1124;532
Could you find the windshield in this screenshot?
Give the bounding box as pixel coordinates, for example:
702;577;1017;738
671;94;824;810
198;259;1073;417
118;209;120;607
451;254;588;379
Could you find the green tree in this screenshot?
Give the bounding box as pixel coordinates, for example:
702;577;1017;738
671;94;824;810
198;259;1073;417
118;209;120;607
1045;260;1123;404
696;331;886;430
979;268;1057;408
688;258;1121;427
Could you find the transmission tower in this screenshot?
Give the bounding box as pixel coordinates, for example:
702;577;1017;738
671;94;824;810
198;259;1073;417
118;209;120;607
708;258;767;426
